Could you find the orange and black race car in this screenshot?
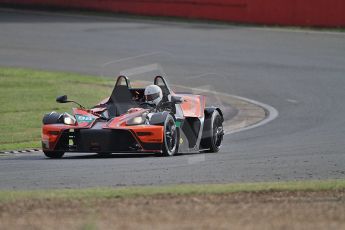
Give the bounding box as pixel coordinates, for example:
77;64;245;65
42;75;224;158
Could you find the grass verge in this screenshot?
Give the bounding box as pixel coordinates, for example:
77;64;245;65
0;67;114;151
0;179;344;203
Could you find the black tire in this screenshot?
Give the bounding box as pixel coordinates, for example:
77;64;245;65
204;111;224;153
42;112;63;125
43;151;65;159
161;114;178;156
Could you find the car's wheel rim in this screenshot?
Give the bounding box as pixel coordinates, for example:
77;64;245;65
165;118;177;154
213;115;223;148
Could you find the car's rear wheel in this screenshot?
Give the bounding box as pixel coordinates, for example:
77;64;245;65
161;114;178;156
42;112;63;124
43;151;65;159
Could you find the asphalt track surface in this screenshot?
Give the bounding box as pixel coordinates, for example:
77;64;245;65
0;9;345;189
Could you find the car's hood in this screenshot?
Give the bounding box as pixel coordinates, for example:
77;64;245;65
71;107;149;128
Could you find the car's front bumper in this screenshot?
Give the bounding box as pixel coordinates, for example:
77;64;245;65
42;124;164;153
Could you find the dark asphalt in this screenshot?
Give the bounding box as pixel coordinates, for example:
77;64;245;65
1;8;345;189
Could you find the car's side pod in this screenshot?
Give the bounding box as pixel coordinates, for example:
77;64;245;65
42;112;64;125
200;107;224;149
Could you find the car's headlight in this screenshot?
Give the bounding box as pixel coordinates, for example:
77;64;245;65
126;115;146;126
63;113;77;125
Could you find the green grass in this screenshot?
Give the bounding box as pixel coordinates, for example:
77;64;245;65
0;67;114;151
0;180;344;203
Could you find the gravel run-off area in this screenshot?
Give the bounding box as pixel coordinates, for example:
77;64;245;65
1;190;344;230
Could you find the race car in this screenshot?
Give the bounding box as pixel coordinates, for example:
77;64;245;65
41;75;224;158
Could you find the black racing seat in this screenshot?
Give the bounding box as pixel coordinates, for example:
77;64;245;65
108;84;137;117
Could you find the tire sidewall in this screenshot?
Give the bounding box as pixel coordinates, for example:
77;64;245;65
162;114;178;156
209;111;222;152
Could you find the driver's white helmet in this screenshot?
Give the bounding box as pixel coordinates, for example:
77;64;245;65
144;85;163;106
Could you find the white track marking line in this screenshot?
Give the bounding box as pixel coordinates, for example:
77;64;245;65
225;95;279;135
101;52;165;67
177;85;279;135
286;99;299;104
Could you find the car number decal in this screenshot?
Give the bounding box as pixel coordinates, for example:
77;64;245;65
75;114;94;123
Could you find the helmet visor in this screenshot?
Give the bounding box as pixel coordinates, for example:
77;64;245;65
145;92;160;102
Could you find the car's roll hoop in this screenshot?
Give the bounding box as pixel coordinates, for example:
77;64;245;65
115;75;131;88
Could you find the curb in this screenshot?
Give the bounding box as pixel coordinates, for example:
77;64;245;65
226;94;279;135
175;85;276;135
0;149;41;154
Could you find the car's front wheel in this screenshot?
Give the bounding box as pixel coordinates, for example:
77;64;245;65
202;110;224;153
161;114;178;156
210;111;224;152
43;151;65;159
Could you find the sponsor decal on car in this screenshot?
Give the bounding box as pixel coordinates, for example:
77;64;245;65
75;114;95;123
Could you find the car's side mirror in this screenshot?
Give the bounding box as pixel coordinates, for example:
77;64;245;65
55;95;85;108
56;95;68;103
171;95;184;104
